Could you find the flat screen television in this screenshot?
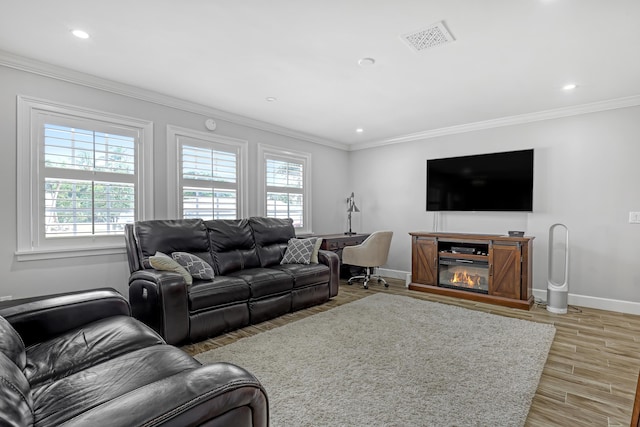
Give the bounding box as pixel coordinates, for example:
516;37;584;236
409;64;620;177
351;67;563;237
426;149;534;212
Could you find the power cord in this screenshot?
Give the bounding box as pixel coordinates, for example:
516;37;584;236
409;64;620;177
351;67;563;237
534;298;582;314
534;298;547;309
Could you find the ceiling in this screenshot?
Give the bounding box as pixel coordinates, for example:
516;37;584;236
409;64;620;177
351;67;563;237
1;1;640;148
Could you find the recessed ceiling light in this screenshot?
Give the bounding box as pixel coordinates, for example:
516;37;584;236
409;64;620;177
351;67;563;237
357;58;376;67
265;97;277;102
356;128;364;133
71;29;90;39
562;83;577;91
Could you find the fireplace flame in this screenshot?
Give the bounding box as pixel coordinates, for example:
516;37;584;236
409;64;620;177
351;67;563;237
451;270;482;288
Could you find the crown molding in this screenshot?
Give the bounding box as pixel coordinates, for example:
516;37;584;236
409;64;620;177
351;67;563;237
349;95;640;151
3;50;639;153
0;50;348;151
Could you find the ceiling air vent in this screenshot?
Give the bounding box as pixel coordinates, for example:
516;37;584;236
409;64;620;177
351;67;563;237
401;21;455;52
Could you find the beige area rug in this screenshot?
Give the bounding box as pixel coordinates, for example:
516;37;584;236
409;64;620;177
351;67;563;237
195;293;555;426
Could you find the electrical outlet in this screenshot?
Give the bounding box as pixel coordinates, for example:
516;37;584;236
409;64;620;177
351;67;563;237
629;212;640;224
0;295;12;301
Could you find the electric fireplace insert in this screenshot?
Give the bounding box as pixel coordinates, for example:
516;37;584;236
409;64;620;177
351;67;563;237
439;258;489;294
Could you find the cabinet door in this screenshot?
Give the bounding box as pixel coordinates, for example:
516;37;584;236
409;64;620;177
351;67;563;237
489;243;521;299
412;237;438;286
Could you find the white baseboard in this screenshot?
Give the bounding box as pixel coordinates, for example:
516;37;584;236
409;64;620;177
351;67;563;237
532;289;640;315
377;268;412;287
378;269;640;315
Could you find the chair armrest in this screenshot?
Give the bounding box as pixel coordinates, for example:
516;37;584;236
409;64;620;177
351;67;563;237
129;269;190;345
62;362;269;427
318;249;340;298
0;288;129;347
341;244;363;265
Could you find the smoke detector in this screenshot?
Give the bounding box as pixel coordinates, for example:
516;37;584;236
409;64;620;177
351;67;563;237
401;21;455;52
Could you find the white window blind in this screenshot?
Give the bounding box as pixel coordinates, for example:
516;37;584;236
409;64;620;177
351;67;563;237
180;142;239;220
258;144;311;233
166;126;247;220
265;157;304;227
43;124;136;237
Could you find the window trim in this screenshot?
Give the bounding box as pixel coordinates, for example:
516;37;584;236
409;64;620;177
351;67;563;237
166;125;248;219
16;95;154;261
257;143;312;234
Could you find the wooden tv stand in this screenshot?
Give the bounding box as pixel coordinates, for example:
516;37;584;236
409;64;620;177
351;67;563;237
409;232;534;310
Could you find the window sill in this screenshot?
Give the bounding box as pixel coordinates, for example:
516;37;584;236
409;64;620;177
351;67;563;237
15;245;126;261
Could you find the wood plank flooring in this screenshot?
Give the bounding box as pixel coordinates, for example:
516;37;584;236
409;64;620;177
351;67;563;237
182;279;640;426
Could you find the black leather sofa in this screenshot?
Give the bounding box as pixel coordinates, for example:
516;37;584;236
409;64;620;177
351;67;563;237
125;217;340;345
0;288;268;427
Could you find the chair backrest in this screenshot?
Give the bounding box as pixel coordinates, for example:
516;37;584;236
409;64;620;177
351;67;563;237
205;218;261;275
126;219;213;272
345;230;393;267
249;217;296;267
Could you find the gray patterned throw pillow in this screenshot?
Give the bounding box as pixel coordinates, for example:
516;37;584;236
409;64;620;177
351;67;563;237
171;252;215;281
280;238;317;265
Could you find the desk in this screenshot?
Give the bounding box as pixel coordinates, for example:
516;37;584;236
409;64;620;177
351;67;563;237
315;233;369;278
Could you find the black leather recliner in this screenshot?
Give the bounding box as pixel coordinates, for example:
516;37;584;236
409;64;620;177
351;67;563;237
125;217;340;345
0;288;268;427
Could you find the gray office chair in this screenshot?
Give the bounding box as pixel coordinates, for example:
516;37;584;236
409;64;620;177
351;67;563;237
342;231;393;289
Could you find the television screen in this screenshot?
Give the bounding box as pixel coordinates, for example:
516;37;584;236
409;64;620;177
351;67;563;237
426;149;534;212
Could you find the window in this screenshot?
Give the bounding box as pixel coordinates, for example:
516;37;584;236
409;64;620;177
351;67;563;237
16;96;153;260
167;125;247;220
43;124;136;236
258;144;311;234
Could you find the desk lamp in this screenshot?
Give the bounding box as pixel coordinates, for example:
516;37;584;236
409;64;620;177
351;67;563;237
345;192;360;235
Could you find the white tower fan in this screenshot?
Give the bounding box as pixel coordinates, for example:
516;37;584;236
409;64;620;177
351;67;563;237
546;223;569;314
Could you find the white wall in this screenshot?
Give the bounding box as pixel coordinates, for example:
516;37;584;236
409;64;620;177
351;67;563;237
3;60;639;313
0;64;349;300
349;106;640;311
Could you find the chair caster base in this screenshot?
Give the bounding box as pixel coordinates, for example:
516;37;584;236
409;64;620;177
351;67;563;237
377;278;389;288
346;269;388;290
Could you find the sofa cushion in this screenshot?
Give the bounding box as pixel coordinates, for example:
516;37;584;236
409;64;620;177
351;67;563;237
188;277;251;312
0;315;26;370
133;219;214;269
272;263;331;289
172;252;215;280
228;268;293;299
249;217;295;267
206;219;261;275
31;345;200;427
25;315;164;387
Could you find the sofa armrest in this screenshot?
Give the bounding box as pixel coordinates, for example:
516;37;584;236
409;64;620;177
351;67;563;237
62;362;269;427
0;288;129;347
318;249;340;298
129;269;190;345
